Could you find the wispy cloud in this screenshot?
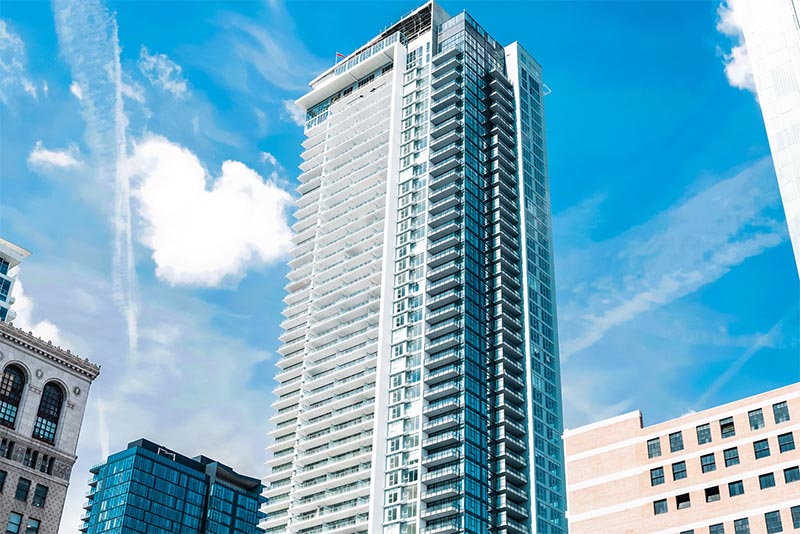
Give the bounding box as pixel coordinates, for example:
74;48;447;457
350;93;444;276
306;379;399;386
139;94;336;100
127;135;293;287
27;140;82;169
9;276;60;344
557;157;786;359
695;303;799;409
52;0;138;354
0;19;38;106
137;46;189;98
716;0;756;92
281;99;305;127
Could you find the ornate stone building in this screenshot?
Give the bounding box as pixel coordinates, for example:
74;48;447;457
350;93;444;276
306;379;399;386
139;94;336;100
0;321;100;533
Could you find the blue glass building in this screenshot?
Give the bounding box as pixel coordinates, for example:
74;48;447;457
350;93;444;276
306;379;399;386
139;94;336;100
80;439;266;534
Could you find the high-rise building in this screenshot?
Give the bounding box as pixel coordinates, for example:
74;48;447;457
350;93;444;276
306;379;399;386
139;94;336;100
80;438;266;534
563;382;800;534
0;321;100;533
265;3;567;534
0;238;31;323
730;0;800;276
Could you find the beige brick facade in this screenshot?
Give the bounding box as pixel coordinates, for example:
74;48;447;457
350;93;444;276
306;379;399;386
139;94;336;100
564;383;800;534
0;323;99;534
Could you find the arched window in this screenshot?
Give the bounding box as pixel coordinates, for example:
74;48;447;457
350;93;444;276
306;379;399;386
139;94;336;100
32;383;63;444
0;365;26;428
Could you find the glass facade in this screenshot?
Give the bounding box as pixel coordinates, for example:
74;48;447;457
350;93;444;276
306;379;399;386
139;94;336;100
80;439;265;534
266;3;567;534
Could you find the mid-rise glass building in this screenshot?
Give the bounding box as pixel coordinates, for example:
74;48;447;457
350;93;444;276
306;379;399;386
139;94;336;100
0;238;30;323
265;2;567;534
80;439;266;534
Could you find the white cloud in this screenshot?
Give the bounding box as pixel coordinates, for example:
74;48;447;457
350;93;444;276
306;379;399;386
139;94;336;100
281;99;305;126
9;277;60;344
27;141;82;169
137;46;189;98
69;81;83;100
260;151;277;166
0;19;38;106
716;0;756;92
127;135;293;286
557;158;786;359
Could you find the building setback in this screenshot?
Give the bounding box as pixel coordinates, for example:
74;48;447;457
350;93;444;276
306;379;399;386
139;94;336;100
0;321;100;534
564;382;800;534
0;238;31;323
265;2;567;534
80;438;266;534
731;0;800;277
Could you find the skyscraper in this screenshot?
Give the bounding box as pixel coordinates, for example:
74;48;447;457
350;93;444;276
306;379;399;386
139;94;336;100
80;439;266;533
729;0;800;276
265;3;567;534
0;321;100;534
0;238;31;323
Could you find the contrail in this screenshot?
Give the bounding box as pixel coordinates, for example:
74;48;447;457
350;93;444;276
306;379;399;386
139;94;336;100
52;0;138;355
695;303;799;409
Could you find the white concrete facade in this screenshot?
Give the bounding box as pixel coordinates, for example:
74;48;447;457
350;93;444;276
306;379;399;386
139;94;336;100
734;0;800;276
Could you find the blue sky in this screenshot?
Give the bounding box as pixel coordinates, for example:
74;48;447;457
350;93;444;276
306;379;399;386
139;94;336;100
0;0;798;531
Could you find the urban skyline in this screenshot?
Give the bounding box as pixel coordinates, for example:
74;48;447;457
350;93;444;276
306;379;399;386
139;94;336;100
0;0;798;532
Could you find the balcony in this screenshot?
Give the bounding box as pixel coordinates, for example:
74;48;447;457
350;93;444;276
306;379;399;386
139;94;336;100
422;464;462;485
423;397;462;418
427;246;461;269
424;363;461;386
429;142;462;165
424;348;463;369
420;482;462;503
430;155;462;177
426;379;461;401
431;103;463;125
422;447;461;467
421;518;462;534
420;501;461;521
431;67;462;88
423;413;461;433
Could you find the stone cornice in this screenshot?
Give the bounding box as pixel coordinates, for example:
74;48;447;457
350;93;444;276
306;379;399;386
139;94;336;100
0;321;100;380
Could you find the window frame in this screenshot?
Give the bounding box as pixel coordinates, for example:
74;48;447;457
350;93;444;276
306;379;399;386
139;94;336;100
748;408;765;430
724;447;740;467
720;416;736;438
765;510;783;534
700;452;716;473
754;439;771;459
773;401;790;424
728;480;745;497
696;423;712;445
653;498;668;515
669;431;684;453
759;472;776;490
672;461;687;480
777;432;795;453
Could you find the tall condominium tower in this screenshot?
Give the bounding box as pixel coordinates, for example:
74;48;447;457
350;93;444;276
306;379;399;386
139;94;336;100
729;0;800;276
265;3;567;534
0;238;31;323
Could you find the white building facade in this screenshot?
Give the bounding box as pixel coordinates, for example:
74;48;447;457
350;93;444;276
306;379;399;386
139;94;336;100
0;239;31;323
733;0;800;276
265;4;567;534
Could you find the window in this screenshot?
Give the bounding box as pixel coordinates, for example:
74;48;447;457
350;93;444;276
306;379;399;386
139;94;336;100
0;365;26;429
728;480;744;497
669;431;684;452
733;518;750;534
720;416;736;438
765;511;783;533
748;408;765;430
676;493;691;509
773;401;790;424
724;447;740;467
784;466;800;483
792;506;800;528
672;461;687;480
5;512;21;534
650;467;664;486
31;485;47;508
709;524;725;534
680;531;694;534
705;486;721;502
23;519;38;534
696;423;712;445
653;499;667;515
647;437;661;458
0;471;5;493
778;432;795;453
754;439;771;459
759;472;775;489
14;479;30;502
701;453;716;473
